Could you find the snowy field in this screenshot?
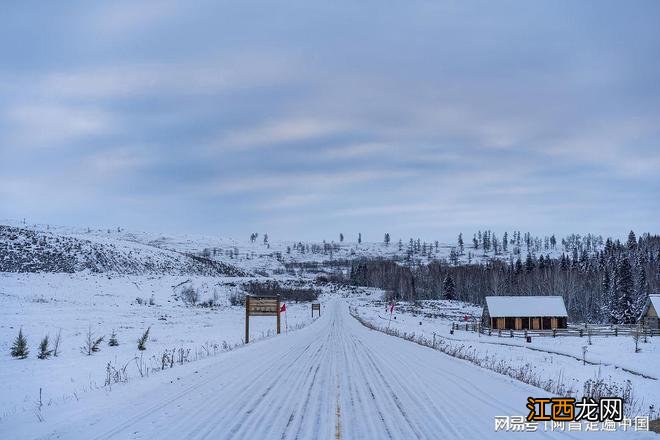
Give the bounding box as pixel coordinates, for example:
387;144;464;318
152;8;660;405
0;272;323;420
351;298;660;419
2;300;656;439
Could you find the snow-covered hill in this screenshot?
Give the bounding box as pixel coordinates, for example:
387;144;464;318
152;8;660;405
0;225;247;277
1;220;570;278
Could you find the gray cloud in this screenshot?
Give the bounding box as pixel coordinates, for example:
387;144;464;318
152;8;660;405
1;0;659;240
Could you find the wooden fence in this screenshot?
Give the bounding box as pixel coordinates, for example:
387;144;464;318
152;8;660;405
453;322;660;338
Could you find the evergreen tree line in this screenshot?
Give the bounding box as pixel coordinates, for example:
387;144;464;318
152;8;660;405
348;231;659;324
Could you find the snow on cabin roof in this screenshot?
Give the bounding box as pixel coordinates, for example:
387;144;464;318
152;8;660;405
485;296;568;318
648;295;660;312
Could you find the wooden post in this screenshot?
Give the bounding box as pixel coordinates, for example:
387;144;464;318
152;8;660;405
245;295;250;344
276;295;281;335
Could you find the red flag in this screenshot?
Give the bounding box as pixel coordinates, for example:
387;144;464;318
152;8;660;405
389;302;395;314
280;303;286;312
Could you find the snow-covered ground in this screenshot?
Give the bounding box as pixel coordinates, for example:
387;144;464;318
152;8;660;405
0;272;322;419
1;221;657;438
351;298;660;418
2;300;654;439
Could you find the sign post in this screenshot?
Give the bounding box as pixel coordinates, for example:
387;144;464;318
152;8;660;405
311;302;321;318
244;294;281;344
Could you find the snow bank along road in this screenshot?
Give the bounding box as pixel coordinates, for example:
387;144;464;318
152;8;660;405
3;301;652;439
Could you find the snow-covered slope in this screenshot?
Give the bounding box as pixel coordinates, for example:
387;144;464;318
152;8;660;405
1;220;570;278
0;225;247;276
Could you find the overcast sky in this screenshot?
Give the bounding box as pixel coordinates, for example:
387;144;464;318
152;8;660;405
1;1;659;242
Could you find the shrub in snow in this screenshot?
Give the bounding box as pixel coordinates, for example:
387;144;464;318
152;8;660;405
137;327;150;351
37;335;53;359
53;329;62;356
11;328;29;359
229;292;245;306
109;330;119;347
81;326;104;355
92;336;104;352
181;286;199;305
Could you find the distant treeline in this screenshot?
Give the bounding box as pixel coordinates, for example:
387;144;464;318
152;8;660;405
347;232;659;324
243;280;320;303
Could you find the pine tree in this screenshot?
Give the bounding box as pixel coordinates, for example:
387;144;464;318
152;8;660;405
502;232;508;252
384;233;391;246
443;275;456;300
472;234;478;249
615;257;635;324
37;335;52;359
339;233;344;243
525;253;535;272
627;230;637;251
11;329;29;359
109;330;119;347
137;327;150;351
515;257;523;275
358;233;362;244
457;233;464;255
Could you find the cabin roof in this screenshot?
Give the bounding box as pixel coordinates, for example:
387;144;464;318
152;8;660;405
484;295;568;318
642;294;660;316
649;295;660;311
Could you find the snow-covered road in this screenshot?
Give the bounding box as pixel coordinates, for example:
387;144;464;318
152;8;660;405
3;301;651;439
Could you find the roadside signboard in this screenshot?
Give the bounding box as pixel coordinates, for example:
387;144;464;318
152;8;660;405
245;295;280;343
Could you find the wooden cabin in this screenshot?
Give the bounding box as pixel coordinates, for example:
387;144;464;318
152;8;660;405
639;294;660;329
482;296;568;330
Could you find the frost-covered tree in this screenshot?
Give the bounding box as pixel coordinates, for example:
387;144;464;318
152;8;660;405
525;253;535;272
627;230;637;252
37;335;52;359
109;330;119;347
442;275;455;300
11;328;29;359
81;326;104;355
457;233;464;255
384;233;390;246
615;257;635;324
339;233;344;243
358;233;362;244
137;327;150;351
449;248;459;265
